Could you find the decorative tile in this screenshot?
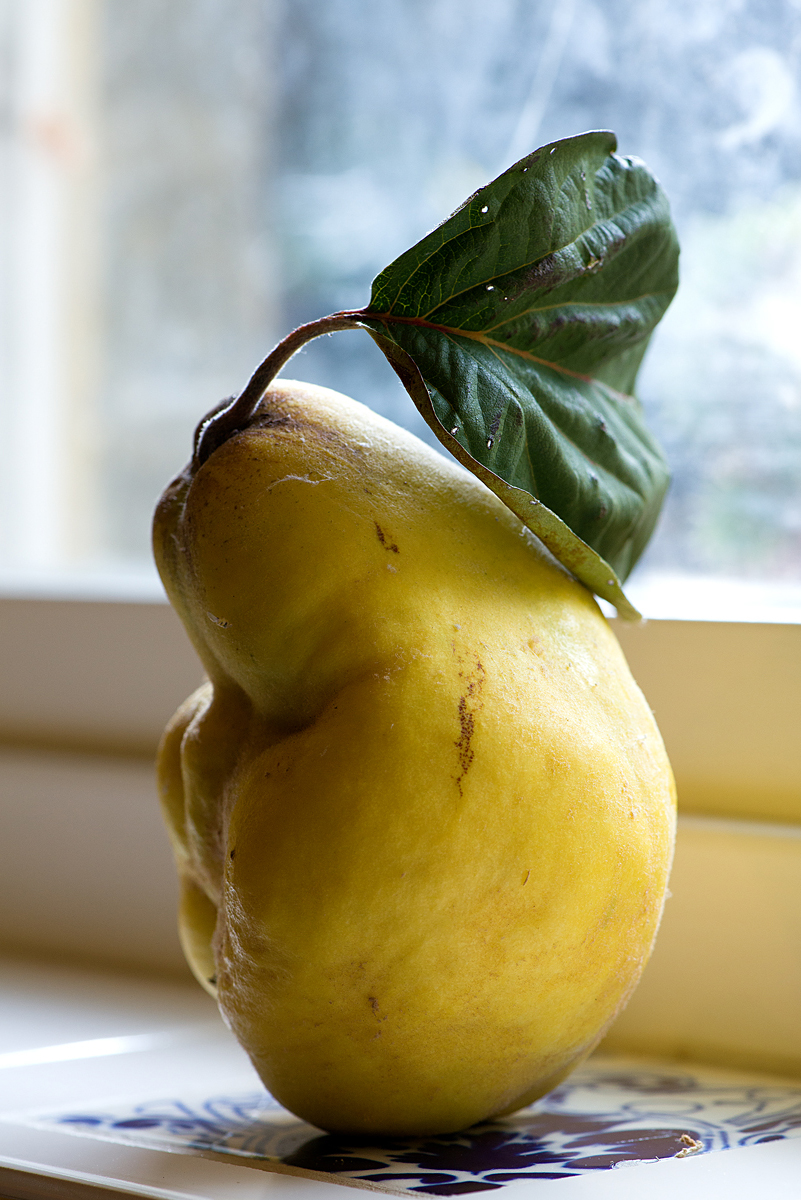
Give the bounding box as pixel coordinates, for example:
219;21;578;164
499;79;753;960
29;1058;801;1194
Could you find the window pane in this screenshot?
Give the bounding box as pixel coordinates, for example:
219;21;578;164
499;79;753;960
2;0;800;601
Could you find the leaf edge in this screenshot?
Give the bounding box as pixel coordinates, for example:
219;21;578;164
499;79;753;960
365;325;642;621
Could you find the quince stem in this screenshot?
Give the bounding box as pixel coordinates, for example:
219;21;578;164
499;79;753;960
193;311;366;468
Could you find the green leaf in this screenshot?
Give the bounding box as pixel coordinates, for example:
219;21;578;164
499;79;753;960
359;130;679;618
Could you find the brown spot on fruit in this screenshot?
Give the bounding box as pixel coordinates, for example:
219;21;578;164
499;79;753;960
455;697;475;779
367;996;387;1022
374;522;399;553
453;654;486;795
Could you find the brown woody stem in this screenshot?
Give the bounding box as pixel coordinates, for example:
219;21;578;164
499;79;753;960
193;311;366;467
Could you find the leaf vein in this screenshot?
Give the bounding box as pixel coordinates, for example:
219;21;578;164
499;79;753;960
382;187;648;318
438;327;621;487
481;291;667;334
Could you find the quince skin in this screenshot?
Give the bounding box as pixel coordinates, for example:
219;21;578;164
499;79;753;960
154;379;675;1136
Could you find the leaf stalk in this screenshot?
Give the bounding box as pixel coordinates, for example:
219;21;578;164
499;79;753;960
193;311;364;467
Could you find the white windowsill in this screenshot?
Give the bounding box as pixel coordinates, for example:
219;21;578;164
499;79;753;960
625;572;801;624
2;567;801;624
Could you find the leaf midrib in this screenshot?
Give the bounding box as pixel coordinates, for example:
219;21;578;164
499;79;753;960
363;310;641;400
410;322;646;501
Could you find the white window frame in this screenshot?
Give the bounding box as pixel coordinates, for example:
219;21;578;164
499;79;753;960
0;0;102;570
1;595;799;825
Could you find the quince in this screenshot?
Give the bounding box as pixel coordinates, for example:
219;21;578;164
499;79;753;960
154;379;675;1136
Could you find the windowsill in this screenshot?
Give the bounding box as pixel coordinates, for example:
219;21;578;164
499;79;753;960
0;565;168;605
2;568;801;624
624;571;801;625
1;950;800;1198
1;587;800;814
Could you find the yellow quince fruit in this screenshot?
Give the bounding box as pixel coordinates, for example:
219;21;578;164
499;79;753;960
154;379;675;1136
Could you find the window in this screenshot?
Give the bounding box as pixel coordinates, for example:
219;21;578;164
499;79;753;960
1;0;800;610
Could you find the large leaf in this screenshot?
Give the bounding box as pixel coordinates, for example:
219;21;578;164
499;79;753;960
360;130;679;618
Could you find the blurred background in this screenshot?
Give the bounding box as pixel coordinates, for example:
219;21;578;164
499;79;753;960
2;0;801;615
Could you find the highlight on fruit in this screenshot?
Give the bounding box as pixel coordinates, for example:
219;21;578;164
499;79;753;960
153;131;679;1136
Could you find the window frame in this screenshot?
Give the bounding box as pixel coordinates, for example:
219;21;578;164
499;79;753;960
1;594;799;825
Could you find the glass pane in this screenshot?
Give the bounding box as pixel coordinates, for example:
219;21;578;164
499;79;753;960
2;0;800;608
